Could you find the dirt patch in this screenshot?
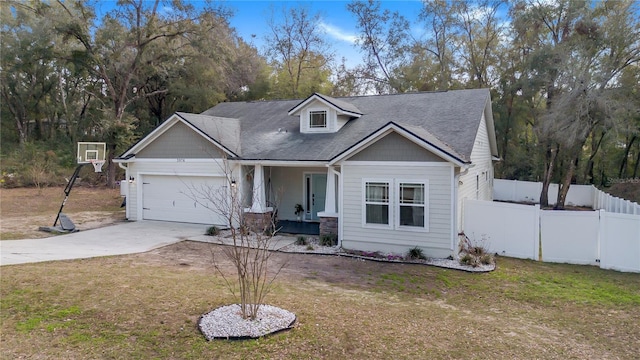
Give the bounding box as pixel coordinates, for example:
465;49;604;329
139;240;443;294
0;186;125;240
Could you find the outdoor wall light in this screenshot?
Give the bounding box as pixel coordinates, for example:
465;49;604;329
129;176;135;183
231;179;237;188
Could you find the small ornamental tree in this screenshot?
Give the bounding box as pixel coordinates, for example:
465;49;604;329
185;160;286;320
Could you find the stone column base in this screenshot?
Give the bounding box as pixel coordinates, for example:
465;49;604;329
244;211;273;233
319;216;338;238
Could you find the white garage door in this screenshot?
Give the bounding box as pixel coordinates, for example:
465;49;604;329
142;175;228;225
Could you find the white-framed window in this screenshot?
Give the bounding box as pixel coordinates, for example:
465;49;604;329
309;110;327;128
397;182;426;229
362;179;429;231
364;181;391;226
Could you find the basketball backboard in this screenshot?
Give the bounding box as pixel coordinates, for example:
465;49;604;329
77;142;106;164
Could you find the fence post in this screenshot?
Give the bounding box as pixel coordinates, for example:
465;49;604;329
535;204;541;261
597;209;605;268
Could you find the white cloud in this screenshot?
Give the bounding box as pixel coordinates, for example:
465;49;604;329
318;21;358;44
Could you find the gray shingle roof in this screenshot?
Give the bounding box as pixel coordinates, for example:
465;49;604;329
176;112;241;155
192;89;491;162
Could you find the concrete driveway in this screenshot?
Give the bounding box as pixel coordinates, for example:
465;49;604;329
0;221;208;266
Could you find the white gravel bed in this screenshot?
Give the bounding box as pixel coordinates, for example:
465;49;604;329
279;237;340;254
421;257;495;272
280;240;495;272
199;304;296;340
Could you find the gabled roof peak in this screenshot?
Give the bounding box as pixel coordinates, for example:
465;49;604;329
288;92;363;117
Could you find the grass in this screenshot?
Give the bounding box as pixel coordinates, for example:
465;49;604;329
2;247;639;359
0;186;123;240
1;186;638;359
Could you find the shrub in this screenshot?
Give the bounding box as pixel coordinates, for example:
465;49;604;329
458;232;495;268
205;226;220;236
319;234;337;247
295;236;307;246
459;253;479;267
306;244;314;251
406;246;426;260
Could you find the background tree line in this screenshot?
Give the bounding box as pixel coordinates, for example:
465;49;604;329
1;0;638;208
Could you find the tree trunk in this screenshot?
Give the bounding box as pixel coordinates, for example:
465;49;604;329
106;142;117;188
540;143;559;207
555;153;579;210
633;141;640;178
584;130;606;184
618;135;636;178
501;95;513;166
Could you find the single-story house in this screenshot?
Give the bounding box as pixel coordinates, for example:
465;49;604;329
115;89;499;258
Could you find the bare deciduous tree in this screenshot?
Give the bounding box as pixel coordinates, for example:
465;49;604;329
184;160;287;320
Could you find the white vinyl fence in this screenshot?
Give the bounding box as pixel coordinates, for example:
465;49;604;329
463;199;640;272
494;179;640;215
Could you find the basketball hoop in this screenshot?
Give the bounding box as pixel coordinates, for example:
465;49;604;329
90;159;105;173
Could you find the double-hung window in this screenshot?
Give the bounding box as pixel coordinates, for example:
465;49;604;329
364;181;390;226
363;179;428;231
309;110;327;128
398;182;426;228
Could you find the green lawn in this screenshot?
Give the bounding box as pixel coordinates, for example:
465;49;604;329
1;242;639;359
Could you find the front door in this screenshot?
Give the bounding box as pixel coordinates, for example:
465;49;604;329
304;173;326;221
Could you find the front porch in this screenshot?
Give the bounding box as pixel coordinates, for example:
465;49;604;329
239;163;339;239
276;220;319;235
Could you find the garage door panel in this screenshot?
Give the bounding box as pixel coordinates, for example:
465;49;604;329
142;175;227;225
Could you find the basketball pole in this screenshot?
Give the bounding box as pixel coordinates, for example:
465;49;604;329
53;163;87;227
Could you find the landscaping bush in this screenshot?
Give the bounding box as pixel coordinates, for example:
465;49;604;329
206;226;220;236
295;236;307;245
458;232;495;267
319;234;337;247
406;246;426;260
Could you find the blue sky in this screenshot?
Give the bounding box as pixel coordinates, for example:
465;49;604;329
225;1;423;62
94;0;425;68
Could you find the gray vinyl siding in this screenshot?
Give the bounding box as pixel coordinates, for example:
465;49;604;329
458;112;494;232
266;166;328;221
136;121;223;159
341;162;454;258
125;159;231;221
347;132;446;162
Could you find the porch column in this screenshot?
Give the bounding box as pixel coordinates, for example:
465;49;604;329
318;166;339;244
250;164;267;213
322;167;337;215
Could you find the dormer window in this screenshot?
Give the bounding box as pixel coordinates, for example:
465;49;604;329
289;93;363;134
310;110;327;128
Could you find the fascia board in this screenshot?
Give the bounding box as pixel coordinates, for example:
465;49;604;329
288;93;362;117
120;114;182;157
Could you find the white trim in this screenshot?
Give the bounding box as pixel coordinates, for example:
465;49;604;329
331;125;468;167
343;161;453;167
338;165;345;247
395;179;430;233
230;160;328;167
451;166;457;251
361;177;432;233
362;179;393;230
136;172;226;221
116;158;222;163
303;172;327;221
317;211;339;217
288;93;362;118
120;114;236;159
309;109;328;129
